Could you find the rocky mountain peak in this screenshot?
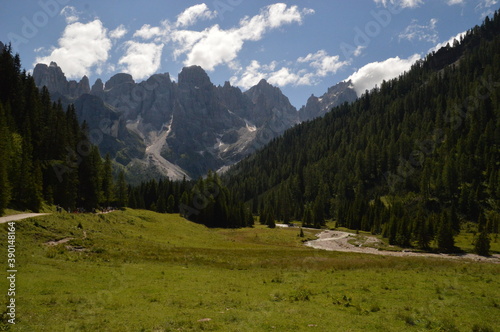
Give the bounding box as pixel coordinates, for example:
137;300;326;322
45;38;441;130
178;65;212;89
91;78;104;96
104;73;134;90
33;62;68;95
79;75;91;94
299;80;357;121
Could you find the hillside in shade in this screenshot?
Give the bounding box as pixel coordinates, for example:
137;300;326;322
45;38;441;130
224;12;500;250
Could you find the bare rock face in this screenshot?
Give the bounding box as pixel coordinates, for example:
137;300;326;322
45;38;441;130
299;80;357;121
104;73;134;90
33;62;90;99
90;78;104;98
33;62;68;96
245;79;299;129
32;62;357;183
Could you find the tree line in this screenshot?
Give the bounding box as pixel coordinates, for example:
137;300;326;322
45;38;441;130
128;171;254;228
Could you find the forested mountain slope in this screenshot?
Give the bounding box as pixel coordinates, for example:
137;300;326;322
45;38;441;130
0;44;127;214
225;13;500;250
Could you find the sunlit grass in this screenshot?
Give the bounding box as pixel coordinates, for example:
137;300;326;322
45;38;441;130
0;209;498;331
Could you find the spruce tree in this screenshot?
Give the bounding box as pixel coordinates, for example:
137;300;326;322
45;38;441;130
436;211;455;252
474;229;491;256
167;194;175;213
116;170;128;208
0;103;11;215
101;153;115;206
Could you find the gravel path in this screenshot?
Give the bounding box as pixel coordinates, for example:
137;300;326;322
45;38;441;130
305;230;500;263
0;213;50;224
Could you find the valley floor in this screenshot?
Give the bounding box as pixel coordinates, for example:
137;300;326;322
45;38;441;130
0;210;499;331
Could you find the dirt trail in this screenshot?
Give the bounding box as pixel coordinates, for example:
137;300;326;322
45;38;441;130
305;230;500;263
0;213;50;224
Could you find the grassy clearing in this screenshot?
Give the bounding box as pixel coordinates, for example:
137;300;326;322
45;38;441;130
0;209;499;331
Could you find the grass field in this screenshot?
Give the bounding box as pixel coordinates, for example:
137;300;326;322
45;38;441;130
1;209;499;331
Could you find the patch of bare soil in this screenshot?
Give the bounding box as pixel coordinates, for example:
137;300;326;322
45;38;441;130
44;237;87;252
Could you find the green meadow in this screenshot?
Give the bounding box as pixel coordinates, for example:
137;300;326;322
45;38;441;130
1;210;499;331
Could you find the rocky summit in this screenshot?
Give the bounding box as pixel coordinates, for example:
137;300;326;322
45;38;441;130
33;63;356;183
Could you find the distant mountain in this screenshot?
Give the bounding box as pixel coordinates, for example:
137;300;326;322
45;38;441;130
299;80;357;121
35;63;355;182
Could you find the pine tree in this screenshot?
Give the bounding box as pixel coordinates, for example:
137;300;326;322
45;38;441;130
0;103;11;215
78;146;102;210
474;229;491;256
167;194;175;213
415;208;431;249
116;170;128;208
436;211;455;252
101;153;115;206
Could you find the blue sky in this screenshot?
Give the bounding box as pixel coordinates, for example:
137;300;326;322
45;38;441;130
0;0;498;107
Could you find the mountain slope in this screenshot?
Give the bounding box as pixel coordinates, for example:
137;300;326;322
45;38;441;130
225;12;500;247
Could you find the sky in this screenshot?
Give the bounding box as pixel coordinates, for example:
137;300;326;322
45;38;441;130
0;0;498;108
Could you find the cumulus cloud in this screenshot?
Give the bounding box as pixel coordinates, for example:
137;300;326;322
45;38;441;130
134;3;314;71
118;41;164;80
298;50;349;77
35;20;112;78
60;6;80;24
133;22;169;41
230;60;266;89
399;18;439;44
373;0;424;8
180;3;314;70
230;50;346;90
230;60;314;89
110;24;128;39
428;31;466;53
176;4;217;27
346;54;421;96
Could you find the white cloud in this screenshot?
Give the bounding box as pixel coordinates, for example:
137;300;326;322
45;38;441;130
230;60;266;89
231;49;346;90
60;6;80;24
479;0;498;7
118;41;164;80
134;3;314;71
428;31;466;53
298;50;349;77
447;0;465;5
353;45;366;57
177;25;244;71
374;0;424;8
346;54;421;96
180;4;314;70
134;24;164;40
399;18;439;44
35;20;112;78
110;25;128;39
475;0;498;17
176;4;217;27
231;60;314;90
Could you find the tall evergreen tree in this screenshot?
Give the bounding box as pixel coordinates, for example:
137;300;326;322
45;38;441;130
101;153;115;206
436;211;455;252
116;170;128;208
0;103;11;215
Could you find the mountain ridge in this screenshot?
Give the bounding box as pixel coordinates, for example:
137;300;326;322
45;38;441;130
32;62;357;182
